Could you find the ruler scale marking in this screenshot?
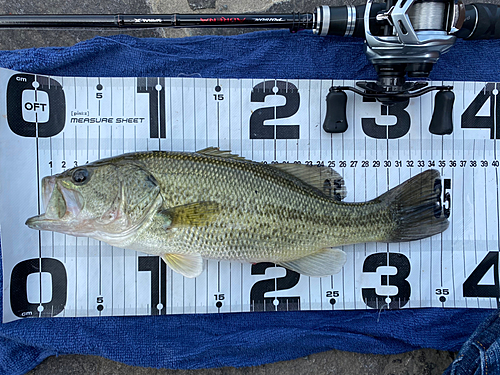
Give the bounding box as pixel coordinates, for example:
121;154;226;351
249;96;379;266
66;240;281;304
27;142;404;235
2;69;500;321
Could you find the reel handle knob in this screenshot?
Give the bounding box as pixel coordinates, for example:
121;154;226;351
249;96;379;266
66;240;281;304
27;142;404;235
429;90;455;135
323;89;348;133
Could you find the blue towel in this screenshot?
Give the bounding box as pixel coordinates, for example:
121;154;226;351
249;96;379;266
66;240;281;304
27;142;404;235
0;30;498;374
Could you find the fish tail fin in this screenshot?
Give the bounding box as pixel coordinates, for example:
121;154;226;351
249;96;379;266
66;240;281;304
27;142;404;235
380;169;449;242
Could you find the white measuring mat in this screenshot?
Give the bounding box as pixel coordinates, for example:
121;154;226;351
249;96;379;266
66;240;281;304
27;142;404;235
1;68;499;323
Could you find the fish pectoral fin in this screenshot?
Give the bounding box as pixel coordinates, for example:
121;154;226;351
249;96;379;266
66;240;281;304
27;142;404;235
158;201;220;229
277;248;347;277
161;253;204;278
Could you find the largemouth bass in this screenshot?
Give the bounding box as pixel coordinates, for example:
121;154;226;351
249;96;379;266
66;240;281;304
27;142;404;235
26;148;449;278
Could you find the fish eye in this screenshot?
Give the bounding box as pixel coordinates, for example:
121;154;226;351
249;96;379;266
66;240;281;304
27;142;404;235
72;168;89;185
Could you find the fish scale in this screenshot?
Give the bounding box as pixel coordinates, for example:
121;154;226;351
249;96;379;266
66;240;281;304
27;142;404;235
134;153;375;256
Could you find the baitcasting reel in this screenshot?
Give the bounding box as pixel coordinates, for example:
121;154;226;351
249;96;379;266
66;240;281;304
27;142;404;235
0;0;499;134
314;0;499;135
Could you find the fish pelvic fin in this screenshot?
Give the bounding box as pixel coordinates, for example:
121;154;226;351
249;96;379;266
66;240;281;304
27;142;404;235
380;169;449;242
277;248;347;277
161;253;204;278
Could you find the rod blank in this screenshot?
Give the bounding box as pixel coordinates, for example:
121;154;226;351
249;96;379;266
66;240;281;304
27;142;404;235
0;13;315;31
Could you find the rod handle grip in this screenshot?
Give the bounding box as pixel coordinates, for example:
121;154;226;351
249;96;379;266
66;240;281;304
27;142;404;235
455;4;500;39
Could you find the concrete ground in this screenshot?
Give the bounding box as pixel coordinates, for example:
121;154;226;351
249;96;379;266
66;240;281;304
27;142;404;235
27;349;455;375
0;0;484;373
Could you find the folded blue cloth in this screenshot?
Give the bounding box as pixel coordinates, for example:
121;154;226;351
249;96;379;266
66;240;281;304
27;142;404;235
0;31;497;81
0;30;498;374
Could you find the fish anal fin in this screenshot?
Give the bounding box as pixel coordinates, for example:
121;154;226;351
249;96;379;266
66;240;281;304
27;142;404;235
277;248;347;277
273;164;347;201
161;253;204;278
158;201;220;228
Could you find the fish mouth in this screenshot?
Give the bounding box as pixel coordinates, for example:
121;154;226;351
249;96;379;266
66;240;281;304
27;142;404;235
26;176;84;231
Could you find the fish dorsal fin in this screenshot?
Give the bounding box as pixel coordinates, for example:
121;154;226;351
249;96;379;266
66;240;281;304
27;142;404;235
277;248;347;277
196;147;248;161
161;253;204;278
273;164;347;201
158;201;220;228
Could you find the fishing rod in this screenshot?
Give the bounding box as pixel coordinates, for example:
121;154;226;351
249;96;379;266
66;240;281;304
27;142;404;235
1;0;499;134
